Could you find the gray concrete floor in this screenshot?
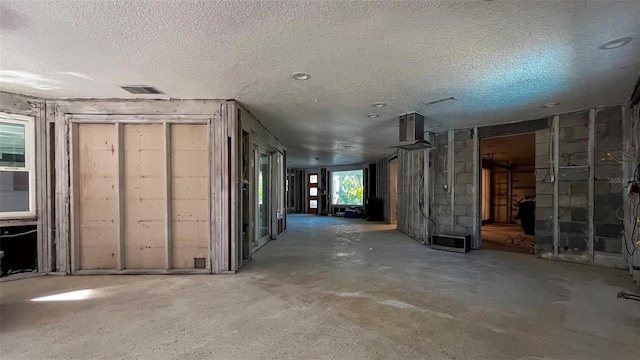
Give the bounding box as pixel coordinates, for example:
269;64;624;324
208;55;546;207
1;214;639;359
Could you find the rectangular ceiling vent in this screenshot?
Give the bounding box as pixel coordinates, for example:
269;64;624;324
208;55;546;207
120;85;165;95
426;96;456;106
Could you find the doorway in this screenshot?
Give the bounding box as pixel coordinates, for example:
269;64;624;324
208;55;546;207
255;149;271;248
480;133;536;254
307;173;318;214
389;158;398;225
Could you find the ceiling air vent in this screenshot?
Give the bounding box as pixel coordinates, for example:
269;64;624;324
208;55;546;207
426;96;456;106
120;85;165;95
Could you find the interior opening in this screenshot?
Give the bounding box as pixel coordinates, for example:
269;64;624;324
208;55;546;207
480;133;536;254
389;158;398;225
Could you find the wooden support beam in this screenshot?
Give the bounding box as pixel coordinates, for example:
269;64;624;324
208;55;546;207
69;123;79;272
164;122;172;271
588;108;595;261
116;122;125;270
472;126;480;249
448;130;455;231
552;115;560;257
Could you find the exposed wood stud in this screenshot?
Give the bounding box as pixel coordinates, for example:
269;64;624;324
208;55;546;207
69;122;79;272
472;126;480;249
448;130;455;231
164;122;172;271
552;115;560;258
116;122;125;271
588;108;595;261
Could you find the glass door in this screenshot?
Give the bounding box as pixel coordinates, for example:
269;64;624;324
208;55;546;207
257;151;270;245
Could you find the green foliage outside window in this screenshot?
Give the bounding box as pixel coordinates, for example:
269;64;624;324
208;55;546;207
332;170;363;205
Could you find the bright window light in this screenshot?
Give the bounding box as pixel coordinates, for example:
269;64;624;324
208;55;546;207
331;170;364;205
31;289;95;302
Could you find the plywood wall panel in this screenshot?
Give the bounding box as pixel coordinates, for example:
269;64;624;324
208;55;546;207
123;124;165;269
77;124;118;269
171;124;209;269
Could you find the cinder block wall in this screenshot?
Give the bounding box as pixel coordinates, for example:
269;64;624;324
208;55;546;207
453;129;475;235
386;104;630;268
534;122;554;255
534;106;626;266
557;110;590;256
432;132;451;234
594;107;624;254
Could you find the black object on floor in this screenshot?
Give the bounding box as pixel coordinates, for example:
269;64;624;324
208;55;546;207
0;225;37;277
366;197;383;221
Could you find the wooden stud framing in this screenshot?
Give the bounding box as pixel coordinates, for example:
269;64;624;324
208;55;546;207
552;115;560;257
0;95;283;276
448;130;455;231
116;122;125;270
423;148;430;242
69;122;79;272
588;109;595;261
163;122;172;271
472;126;481;249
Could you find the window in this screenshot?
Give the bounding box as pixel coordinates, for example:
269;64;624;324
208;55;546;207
0;113;35;218
331;170;364;205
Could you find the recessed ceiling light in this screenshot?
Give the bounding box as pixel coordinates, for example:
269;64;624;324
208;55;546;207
291;72;310;80
372;102;386;108
599;36;633;50
368;113;379;118
542;102;559;108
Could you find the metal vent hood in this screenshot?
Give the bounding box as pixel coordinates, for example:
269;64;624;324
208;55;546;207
387;112;435;150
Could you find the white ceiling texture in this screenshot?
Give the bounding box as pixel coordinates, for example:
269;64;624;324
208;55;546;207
1;0;639;168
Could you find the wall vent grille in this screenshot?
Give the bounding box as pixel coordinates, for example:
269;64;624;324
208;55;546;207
426;96;456;106
121;85;165;95
194;258;207;269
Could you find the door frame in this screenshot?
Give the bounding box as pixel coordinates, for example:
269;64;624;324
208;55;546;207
306;172;319;214
254;146;271;249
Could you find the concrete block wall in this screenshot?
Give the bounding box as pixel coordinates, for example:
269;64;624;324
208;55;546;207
432;132;452;234
534;105;626;265
389;104;630;269
594;106;624;253
534;123;554;255
453;129;475;234
557;111;590;254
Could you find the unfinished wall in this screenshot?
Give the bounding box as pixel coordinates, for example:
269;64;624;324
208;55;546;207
396;149;428;243
453;129;475;235
170;124;209;269
76;124;118;270
533;106;626;266
593;107;624;254
624;92;640;285
235;105;287;268
431;132;450;234
123;124;165;269
534;122;554;255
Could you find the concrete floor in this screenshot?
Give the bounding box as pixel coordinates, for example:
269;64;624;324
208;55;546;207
482;223;534;255
1;215;639;359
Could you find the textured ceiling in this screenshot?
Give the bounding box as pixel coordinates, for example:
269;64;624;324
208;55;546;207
481;133;535;163
1;0;639;168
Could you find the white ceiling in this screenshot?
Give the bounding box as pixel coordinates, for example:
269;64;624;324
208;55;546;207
1;0;639;168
